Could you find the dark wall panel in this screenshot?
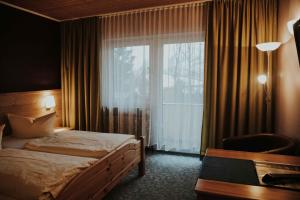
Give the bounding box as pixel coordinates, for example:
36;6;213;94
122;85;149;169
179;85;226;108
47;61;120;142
0;4;60;93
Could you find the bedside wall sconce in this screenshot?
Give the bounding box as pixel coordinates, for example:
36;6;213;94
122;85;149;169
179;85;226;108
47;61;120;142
44;95;56;110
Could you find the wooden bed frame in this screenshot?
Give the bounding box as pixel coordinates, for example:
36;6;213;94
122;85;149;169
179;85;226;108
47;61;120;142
0;90;146;200
56;136;145;200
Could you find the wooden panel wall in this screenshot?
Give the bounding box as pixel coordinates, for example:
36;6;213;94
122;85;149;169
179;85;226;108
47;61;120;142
0;89;62;135
0;4;61;93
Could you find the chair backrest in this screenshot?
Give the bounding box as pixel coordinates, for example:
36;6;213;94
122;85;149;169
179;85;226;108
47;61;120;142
222;133;296;155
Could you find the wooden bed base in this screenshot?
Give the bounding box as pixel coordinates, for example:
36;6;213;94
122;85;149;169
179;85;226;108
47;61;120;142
56;136;145;200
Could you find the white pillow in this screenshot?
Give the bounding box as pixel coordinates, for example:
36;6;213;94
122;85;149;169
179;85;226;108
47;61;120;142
8;112;56;139
0;124;5;149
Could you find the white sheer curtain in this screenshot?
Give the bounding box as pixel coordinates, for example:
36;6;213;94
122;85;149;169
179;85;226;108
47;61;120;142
101;3;207;153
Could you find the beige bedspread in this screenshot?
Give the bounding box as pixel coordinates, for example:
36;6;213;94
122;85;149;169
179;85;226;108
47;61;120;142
24;131;135;158
0;148;97;200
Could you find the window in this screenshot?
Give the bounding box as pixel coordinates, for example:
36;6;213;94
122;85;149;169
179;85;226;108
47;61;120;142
102;36;204;153
162;42;204;153
110;45;150;110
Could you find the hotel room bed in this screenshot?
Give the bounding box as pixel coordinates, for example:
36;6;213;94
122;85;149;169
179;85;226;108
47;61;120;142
1;132;145;200
0;92;145;199
0;148;97;200
55;135;145;200
3;130;136;158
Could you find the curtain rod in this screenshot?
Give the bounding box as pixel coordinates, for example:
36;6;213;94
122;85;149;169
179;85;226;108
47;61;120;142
100;0;212;18
63;0;212;22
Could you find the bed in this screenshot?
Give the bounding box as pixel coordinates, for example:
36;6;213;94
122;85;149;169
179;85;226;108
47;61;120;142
4;130;137;158
3;134;145;200
55;135;145;200
1;135;145;200
0;90;145;199
0;148;97;200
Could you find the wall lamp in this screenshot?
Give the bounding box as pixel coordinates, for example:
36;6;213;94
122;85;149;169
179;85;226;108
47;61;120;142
43;95;56;110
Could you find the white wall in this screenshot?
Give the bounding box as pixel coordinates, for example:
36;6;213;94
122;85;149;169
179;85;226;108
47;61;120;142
276;0;300;139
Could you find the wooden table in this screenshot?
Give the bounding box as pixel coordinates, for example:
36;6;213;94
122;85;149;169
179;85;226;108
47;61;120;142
195;148;300;200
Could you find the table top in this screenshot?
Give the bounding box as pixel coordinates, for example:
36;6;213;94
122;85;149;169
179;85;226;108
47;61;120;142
195;148;300;200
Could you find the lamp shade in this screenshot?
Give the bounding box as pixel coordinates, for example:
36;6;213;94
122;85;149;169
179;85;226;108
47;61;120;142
44;95;56;109
256;42;281;52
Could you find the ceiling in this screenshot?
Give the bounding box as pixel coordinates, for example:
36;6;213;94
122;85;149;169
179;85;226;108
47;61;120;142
1;0;201;21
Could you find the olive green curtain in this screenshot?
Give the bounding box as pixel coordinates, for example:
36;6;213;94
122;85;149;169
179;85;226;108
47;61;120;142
61;17;101;131
201;0;278;154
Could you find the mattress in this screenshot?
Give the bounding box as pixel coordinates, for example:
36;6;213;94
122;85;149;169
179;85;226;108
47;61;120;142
24;130;135;158
0;148;97;200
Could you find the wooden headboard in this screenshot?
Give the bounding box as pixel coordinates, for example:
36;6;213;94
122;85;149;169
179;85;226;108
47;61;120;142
0;89;62;135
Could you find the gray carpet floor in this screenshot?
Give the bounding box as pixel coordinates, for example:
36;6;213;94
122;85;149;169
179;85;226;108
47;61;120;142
104;152;201;200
